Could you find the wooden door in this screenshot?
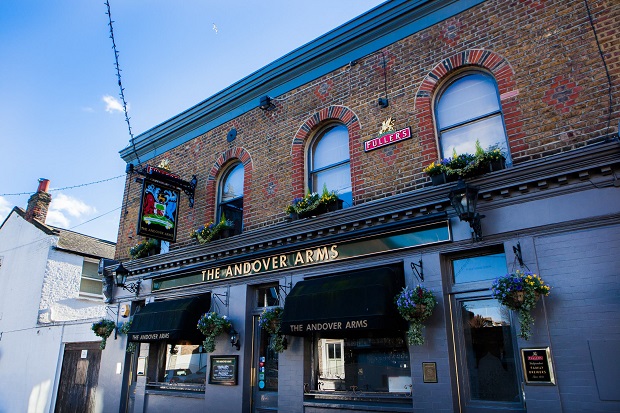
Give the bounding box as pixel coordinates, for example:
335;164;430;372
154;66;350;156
54;342;102;413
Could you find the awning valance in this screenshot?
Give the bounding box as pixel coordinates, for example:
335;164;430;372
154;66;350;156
281;266;405;336
127;294;210;343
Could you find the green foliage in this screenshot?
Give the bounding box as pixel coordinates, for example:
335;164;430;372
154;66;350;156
197;312;232;352
285;184;340;215
395;286;437;345
191;215;235;244
129;238;158;259
423;141;507;180
91;318;116;350
491;270;551;340
258;307;287;353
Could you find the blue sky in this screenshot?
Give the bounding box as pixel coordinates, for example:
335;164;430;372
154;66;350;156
0;1;385;242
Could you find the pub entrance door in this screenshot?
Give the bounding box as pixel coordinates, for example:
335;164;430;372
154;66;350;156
251;314;279;413
447;250;526;413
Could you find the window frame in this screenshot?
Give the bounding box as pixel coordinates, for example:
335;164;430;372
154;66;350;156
434;69;510;162
79;258;103;298
217;161;244;234
307;123;352;207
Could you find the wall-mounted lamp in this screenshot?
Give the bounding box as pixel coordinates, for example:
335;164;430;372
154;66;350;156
448;180;484;241
259;95;276;111
378;97;389;108
230;328;240;350
112;262;141;296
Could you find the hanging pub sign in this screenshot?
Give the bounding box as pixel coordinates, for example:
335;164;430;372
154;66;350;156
364;117;411;152
137;178;180;242
521;347;556;385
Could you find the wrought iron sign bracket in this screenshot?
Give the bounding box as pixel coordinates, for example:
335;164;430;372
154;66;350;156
137;165;197;208
411;259;424;282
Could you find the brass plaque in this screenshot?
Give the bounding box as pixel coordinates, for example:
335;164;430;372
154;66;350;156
422;362;437;383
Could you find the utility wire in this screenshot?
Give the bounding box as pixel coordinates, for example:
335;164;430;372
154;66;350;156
0;175;125;197
584;0;614;137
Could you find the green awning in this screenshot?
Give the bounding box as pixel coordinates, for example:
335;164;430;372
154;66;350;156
281;266;406;336
127;294;210;343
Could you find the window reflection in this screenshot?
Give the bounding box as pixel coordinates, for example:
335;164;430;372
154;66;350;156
460;300;519;402
313;337;410;394
152;344;207;391
452;253;506;283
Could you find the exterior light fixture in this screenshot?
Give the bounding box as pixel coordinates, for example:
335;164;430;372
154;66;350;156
230;328;240;350
378;97;389;108
448;180;484;241
112;262;141;296
259;95;275;111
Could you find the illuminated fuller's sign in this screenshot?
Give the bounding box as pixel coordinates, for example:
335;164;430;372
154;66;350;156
364;126;411;152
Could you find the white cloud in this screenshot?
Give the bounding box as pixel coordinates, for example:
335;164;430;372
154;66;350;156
46;193;97;228
0;197;11;223
103;95;125;113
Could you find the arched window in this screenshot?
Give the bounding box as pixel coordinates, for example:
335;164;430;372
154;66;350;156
309;124;352;207
435;72;510;162
218;162;243;234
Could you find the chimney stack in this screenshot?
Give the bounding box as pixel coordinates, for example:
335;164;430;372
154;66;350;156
25;178;52;224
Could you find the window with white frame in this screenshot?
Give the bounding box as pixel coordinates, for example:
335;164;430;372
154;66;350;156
309;124;352;208
320;339;345;380
435;71;510;162
218;162;244;235
79;259;103;297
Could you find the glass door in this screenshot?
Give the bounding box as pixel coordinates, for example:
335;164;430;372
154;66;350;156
447;250;525;413
251;315;279;413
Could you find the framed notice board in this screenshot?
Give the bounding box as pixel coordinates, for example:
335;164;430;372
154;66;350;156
521;347;556;385
209;355;238;385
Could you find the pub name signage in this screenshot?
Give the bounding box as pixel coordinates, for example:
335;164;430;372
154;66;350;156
202;245;339;282
152;220;451;291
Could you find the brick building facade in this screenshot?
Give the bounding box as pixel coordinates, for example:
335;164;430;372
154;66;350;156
100;1;620;412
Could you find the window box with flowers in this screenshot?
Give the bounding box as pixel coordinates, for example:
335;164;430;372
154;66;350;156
424;142;507;185
285;185;343;219
196;312;232;352
191;215;235;244
491;270;551;340
394;285;437;345
129;238;159;259
91;318;116;350
258;307;287;353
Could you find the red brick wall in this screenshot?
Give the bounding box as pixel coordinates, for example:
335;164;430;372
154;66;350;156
115;0;619;259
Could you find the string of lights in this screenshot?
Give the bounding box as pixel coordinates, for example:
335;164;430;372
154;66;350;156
105;0;142;166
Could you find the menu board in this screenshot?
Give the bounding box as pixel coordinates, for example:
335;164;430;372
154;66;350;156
521;347;556;385
209;356;238;385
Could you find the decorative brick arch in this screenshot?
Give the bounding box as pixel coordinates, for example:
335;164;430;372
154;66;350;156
290;105;362;200
205;147;253;224
414;49;526;163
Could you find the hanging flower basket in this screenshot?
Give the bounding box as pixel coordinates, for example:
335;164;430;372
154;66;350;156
91;318;116;350
197;312;232;353
395;286;437;345
258;307;287;353
491;270;551;340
